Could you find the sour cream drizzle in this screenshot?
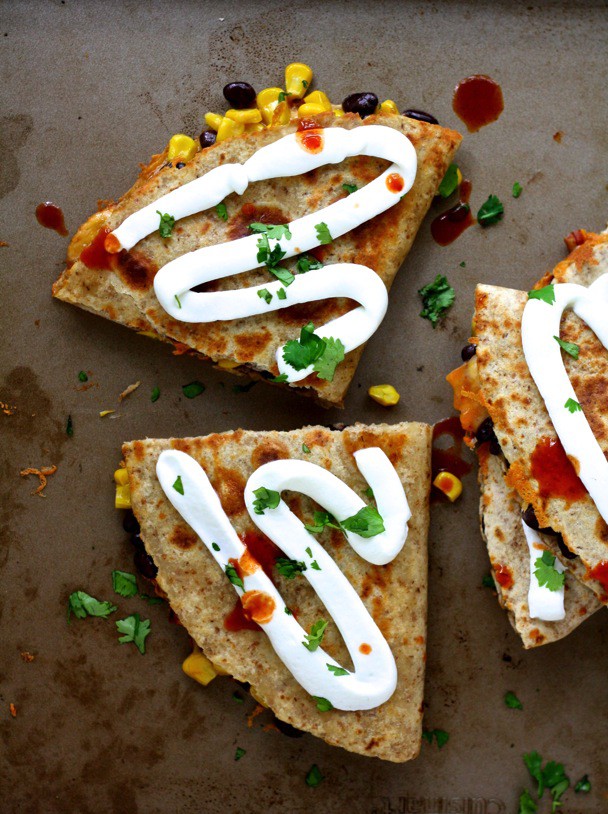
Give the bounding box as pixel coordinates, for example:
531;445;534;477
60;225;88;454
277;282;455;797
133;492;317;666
521;274;608;524
156;447;411;711
521;521;565;621
107;126;417;382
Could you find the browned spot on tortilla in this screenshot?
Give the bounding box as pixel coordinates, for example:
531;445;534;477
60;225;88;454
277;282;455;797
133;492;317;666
234;329;272;361
213;466;247;516
170;525;198;550
365;737;380;750
130;441;145;461
343;428;408;466
115;249;157;291
570;374;608;445
228;204;291;241
529;628;546;645
595;516;608;544
251;439;290;470
275;297;355;327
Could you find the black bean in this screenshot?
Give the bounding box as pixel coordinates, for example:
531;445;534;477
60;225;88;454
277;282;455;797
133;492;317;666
130;533;146;553
475;417;495;445
122;510;140;535
522;504;540;530
134;548;158;579
447;203;470;223
342;92;379;119
489;438;502;455
223;81;256;109
273;717;305;738
557;536;578;560
404;108;439;126
199;130;217;149
175;161;185;169
461;343;477;362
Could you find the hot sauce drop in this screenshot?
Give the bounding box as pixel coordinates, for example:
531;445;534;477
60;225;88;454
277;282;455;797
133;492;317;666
493;563;514;590
223;531;283;632
531;436;587;503
431;179;474;246
35;202;68;236
386;173;404;193
452;75;504;133
80;228;115;270
296;129;324;154
588;561;608;594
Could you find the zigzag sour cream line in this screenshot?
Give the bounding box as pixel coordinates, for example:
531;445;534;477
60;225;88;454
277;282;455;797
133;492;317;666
156;447;411;711
521;521;566;621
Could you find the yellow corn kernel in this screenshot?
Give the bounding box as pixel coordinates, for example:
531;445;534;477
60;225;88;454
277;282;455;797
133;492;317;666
380;99;399;115
298;102;326;119
99;409;115;417
216;117;245;143
182;647;218;686
225;108;262;124
456;167;463;186
136;330;161;340
114;467;129;486
217;359;240;370
285;62;313;99
433;471;463;502
167;134;197;162
256;87;283;124
115;483;131;510
244;122;266;133
333;107;345;117
303;90;331;111
368;384;400;407
271;101;291;127
204;112;223;131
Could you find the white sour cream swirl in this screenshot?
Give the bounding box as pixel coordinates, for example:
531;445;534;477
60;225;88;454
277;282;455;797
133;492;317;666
521;520;565;621
156;447;411;711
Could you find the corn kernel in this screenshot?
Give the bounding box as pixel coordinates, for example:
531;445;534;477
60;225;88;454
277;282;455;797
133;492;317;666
433;471;463;502
167;134;197;162
333;107;345;117
244;122;266;133
380;99;399;115
303;90;331;111
271;101;291;127
136;330;161;340
256;87;283;124
182;647;218;686
216;117;245;143
115;483;131;510
298;102;326;119
285;63;313;99
368;384;400;407
217;359;240;370
114;467;129;486
225;108;262;124
456;167;463;186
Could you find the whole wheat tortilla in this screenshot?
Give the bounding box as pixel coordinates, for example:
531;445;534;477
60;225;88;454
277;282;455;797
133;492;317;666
122;422;430;762
54;111;461;407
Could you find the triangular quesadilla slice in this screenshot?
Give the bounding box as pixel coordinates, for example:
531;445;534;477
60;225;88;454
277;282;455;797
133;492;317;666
122;422;430;761
54;109;460;407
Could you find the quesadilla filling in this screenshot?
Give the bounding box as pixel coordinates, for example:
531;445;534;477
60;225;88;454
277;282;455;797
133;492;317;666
155;446;411;711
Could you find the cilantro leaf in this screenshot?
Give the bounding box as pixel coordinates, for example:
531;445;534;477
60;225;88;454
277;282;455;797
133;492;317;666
534;551;565;591
212;542;220;551
282;322;326;371
524;751;545;796
78;370;88;382
284;606;293;615
422;728;449;748
174;294;182;309
313;696;334;712
151;386;160;402
252;486;280;515
271;373;288;382
326;663;349;677
278;91;286;102
215;202;228;221
342;182;358;195
116;613;151;654
304;510;341;535
565;397;582;413
275;557;307;579
172;475;184;495
554;336;579;359
313;336;345;382
418;274;455;327
574;774;591;793
364;487;374;499
112;570;138;598
248;223;292;241
504;690;523;710
234;746;246;761
315;222;332;245
157;211;175;238
66;414;73;437
68;591;117;622
513;182;523;198
341;505;385;538
296;255;323;274
277;287;287;300
139;593;163;605
477;194;504;227
270;266;295;287
303;619;328;652
182;380;205;399
302;443;311;454
225;562;244;590
257;288;272;304
305;764;324;788
528;285;556;305
518;789;538;814
438;163;460;198
310;560;321;571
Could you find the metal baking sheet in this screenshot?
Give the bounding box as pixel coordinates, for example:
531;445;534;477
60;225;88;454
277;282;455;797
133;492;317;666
1;1;607;812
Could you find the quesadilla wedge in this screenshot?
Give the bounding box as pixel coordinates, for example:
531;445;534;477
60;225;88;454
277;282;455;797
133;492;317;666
53;96;460;407
448;230;608;646
121;422;431;762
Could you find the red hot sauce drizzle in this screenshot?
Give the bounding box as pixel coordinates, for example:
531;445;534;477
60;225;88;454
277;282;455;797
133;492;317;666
223;531;283;632
588;561;608;594
431;178;474;246
530;436;587;503
493;563;514;590
35;202;68;236
452;74;504;133
431;416;473;502
80;227;115;270
295;128;324;154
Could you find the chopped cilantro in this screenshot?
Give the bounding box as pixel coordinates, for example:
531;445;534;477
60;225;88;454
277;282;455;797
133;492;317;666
477;194;504;227
305;547;312;557
277;287;287;300
482;574;495;588
301;79;308;89
326;663;349;676
249;223;292;240
504;690;523;710
225;562;244;590
574;774;591;793
302;443;311;454
438;163;460;198
512;182;523;198
303;619;328;652
68;591;117;622
313;337;345;382
182;380;205;399
364;487;374;499
271;373;288;382
518;789;538;814
341;505;385;538
212;542;220;551
284;606;293;615
275;557;307;579
139;593;163;605
215;202;228;221
112;570;138;598
459;261;466;267
565;397;582;413
534;551;565;591
270;266;295;287
174;293;182;309
315;222;332;244
422;728;449;748
313;696;333;712
78;370;88;382
257;288;273;304
418;274;455;327
523;751;570;806
157;211;175;238
172;475;184;495
304;511;341;535
296;255;323;274
116;613;151;654
151;386;160;402
310;560;321;571
342;182;358;194
527;285;555;305
252;486;281;515
283;322;325;371
234;746;246;761
278;91;287;102
554;336;579;359
66;414;74;437
305;764;324;788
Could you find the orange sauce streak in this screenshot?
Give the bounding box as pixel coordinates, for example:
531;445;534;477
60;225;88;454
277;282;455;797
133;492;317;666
386;173;404;193
295;129;324;154
531;436;587;503
588;561;608;593
241;590;276;624
238;548;261;577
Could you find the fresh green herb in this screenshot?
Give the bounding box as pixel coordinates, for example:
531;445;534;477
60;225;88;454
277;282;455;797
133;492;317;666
234;747;246;761
301;79;308;89
364;487;374;499
270;266;295;287
418;274;455;327
302;443;311;454
326;663;349;677
310;560;321;571
277;287;287;300
252;486;281;515
296;255;323;274
174;294;182;309
225;562;244;590
232;380;257;393
275;557;307;579
151;386;160;402
534;551;565;591
342;182;358;195
270;373;288;382
68;591;117;622
249;223;292;240
313;337;345;382
305;764;324;788
459;261;466;267
112;570;138;598
283;322;325;371
512;182;523;198
212;542;220;551
172;475;184;495
313;696;334;712
252;224;295;286
157;211;175;238
422;728;449;748
477;194;504;227
341;505;385;538
565;397;582;413
78;370;88;382
116;613;151;654
553;336;579;359
304;511;341;535
284;606;293;615
215;202;228;221
438;163;460;198
232;691;244;703
303;619;328;652
315;222;332;245
305;547;312;557
278;91;287;102
504;690;523;710
66;414;74;437
182;380;206;398
139;593;163;605
574;774;591;793
518;789;538;814
523;751;570;807
524;752;545;796
482;574;495;588
257;288;273;304
528;284;556;305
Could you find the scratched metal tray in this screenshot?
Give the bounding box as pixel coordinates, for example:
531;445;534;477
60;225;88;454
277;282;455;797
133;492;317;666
1;1;607;812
